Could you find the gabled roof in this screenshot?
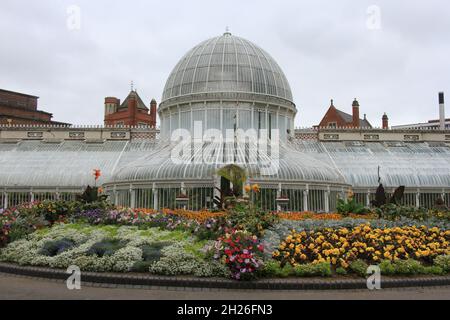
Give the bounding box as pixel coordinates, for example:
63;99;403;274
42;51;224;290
118;90;148;111
335;109;372;128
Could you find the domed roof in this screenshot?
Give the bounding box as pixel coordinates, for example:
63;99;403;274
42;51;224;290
161;32;293;104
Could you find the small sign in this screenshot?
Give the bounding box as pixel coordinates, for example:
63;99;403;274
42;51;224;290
111;132;127;139
27;132;43;138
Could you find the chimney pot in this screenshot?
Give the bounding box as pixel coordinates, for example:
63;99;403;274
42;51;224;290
382;113;389;129
439;92;445;130
352;99;360;128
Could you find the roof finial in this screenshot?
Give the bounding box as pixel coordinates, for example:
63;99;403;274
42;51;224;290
130;80;134;92
331;99;334;106
224;26;231;36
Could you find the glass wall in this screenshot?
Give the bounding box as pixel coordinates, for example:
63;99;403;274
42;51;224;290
1;188;449;212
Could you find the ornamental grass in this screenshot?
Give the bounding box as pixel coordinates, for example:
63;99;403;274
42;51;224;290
273;224;450;269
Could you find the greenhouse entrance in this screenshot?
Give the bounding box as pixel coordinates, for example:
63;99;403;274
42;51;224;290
220;177;232;198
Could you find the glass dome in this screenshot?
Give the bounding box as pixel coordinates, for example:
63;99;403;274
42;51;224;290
161;32;293;104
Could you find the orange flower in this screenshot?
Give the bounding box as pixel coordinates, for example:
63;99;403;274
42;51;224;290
244;185;251;193
93;169;101;180
277;212;359;221
251;184;260;193
98;187;104;194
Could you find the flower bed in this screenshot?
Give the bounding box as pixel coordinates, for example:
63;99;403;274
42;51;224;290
263;217;450;256
272;224;450;271
206;229;264;280
2;199;450;281
0;223;228;277
160;209;227;223
277;212;375;221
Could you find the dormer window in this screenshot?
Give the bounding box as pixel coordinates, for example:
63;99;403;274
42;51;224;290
328;122;337;128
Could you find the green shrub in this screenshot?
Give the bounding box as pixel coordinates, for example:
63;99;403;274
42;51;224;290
39;238;76;257
228;202;279;237
434;255;450;273
374;204;429;221
337;198;369;216
379;260;396;275
393;259;425;275
130;261;153;273
7;224;33;243
7;216;48;242
379;259;434;275
349;260;369;277
423;266;445;275
29;200;79;224
294;263;332;277
259;260;293;278
87;239;126;257
335;267;348;275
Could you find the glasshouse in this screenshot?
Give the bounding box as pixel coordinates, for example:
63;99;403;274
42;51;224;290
1;32;450;212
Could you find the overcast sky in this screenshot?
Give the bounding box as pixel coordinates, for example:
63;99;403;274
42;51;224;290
1;0;450;127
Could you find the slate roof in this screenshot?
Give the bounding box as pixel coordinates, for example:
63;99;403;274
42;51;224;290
118;91;148;111
335;109;372;128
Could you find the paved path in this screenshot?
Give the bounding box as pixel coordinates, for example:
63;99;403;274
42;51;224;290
1;273;449;300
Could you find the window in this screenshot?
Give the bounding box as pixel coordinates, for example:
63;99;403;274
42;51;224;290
327;122;337;128
115;121;125;126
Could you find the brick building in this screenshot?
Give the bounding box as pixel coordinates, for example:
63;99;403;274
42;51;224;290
317;99;372;128
0;88;66;125
104;90;157;127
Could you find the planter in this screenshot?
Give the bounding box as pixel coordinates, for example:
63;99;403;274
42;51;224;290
276;198;290;211
175;196;189;209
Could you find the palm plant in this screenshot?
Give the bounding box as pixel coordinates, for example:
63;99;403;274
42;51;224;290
216;164;247;198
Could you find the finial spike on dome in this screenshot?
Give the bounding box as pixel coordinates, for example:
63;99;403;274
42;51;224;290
224;26;231;36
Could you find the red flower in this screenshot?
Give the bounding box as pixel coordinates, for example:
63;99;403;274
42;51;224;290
93;169;101;180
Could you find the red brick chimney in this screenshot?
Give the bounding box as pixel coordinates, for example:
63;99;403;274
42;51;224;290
150;99;157;128
382;113;389;129
352;98;360;128
104;97;119;125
